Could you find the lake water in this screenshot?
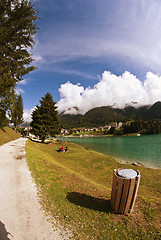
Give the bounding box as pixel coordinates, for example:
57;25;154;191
61;134;161;169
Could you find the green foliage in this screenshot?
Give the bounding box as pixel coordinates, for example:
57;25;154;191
31;93;61;141
83;106;126;126
147;102;161;120
0;0;38;111
0;109;9;128
10;94;23;128
122;120;161;135
59;113;83;129
109;126;115;134
59;102;161;130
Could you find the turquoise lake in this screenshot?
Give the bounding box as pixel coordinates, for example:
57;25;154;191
61;134;161;169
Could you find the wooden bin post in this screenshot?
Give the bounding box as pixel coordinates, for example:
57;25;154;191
110;169;141;214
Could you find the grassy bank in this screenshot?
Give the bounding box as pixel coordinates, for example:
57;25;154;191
25;139;161;239
0;127;21;146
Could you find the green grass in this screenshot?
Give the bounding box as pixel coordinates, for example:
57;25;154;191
26;139;161;240
73;130;105;136
0;127;21;145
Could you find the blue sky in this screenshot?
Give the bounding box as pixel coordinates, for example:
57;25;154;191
18;0;161;121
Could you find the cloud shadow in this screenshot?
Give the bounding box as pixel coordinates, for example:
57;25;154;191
67;192;111;213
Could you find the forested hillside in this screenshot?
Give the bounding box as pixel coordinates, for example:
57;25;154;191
59;101;161;128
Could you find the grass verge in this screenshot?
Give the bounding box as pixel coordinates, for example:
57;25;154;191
25;139;161;240
0;127;21;146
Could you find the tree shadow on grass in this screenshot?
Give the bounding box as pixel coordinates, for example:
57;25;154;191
1;128;6;132
67;192;112;213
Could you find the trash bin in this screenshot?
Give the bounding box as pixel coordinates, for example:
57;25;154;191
110;168;141;214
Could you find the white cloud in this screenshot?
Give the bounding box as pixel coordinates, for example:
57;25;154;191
51;68;96;80
23;107;36;122
144;72;161;103
15;87;24;94
16;77;34;95
57;71;161;115
15;79;28;95
31;0;161;73
18;79;28;85
58;81;84;114
33;54;44;63
17;77;34;86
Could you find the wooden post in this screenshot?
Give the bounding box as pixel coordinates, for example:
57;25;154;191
130;172;141;212
110;170;118;210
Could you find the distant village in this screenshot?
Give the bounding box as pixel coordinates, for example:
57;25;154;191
21;117;161;138
60;122;123;136
22;122;123;138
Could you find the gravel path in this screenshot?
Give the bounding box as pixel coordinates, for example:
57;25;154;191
0;138;70;240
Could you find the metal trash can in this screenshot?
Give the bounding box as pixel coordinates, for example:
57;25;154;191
110;168;141;214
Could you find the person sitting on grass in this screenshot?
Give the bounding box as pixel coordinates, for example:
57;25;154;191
65;146;68;152
61;146;65;152
58;146;65;152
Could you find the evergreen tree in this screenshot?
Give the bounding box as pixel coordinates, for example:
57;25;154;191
0;0;38;112
10;94;23;128
31;93;61;142
0;109;9;128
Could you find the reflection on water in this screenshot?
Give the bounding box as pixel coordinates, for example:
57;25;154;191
62;134;161;169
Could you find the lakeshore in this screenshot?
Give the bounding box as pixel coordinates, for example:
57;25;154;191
25;138;161;239
60;134;161;170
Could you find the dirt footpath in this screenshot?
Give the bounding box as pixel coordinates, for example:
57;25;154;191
0;138;70;240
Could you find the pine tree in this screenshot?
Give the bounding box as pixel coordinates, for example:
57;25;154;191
0;109;9;128
10;94;23;128
0;0;38;112
31;93;61;142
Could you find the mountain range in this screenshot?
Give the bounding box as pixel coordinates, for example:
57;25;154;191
59;101;161;129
